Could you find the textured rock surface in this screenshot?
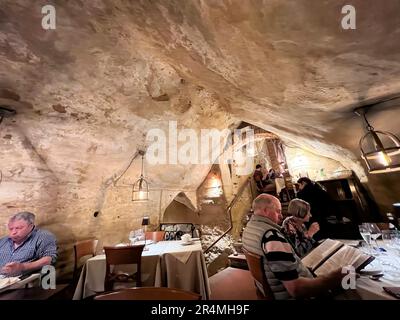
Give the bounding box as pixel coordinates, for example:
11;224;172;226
1;1;400;276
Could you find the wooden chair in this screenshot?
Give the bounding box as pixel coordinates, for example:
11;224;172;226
376;223;390;231
73;239;98;283
103;245;145;292
145;231;166;242
94;287;201;300
159;223;196;240
242;248;275;300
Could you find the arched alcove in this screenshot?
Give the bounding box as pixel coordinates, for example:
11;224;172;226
163;192;199;224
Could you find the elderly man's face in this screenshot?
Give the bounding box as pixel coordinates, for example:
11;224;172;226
273;201;283;224
264;199;283;224
8;219;33;244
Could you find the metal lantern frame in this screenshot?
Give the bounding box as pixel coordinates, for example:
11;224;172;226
132;150;149;202
356;107;400;174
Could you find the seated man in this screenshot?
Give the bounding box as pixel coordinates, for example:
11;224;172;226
253;165;276;194
242;194;344;300
253;164;266;191
0;212;57;276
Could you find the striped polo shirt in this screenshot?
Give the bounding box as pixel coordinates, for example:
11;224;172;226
0;228;57;275
243;214;313;299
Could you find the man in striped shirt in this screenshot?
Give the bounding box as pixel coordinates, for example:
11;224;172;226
0;212;57;276
242;194;344;299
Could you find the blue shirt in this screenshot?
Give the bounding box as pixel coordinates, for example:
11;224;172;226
0;228;57;274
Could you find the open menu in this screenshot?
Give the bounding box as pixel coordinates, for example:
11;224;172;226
301;239;374;275
0;276;20;290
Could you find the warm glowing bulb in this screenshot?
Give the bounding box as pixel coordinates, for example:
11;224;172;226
377;151;392;166
138;190;147;199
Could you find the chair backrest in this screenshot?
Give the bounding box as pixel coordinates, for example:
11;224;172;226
73;239;98;282
159;223;196;240
242;248;275;300
103;245;145;291
145;231;166;242
376;222;390;231
94;287;202;300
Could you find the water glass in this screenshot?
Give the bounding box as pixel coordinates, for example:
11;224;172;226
129;231;137;244
359;224;371;246
382;230;392;244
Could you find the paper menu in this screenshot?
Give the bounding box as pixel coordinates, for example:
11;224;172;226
314;244;374;276
302;239;344;271
0;276;20;290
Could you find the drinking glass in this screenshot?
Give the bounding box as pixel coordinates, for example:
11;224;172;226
382;230;392;245
366;223;382;248
391;230;400;249
359;224;371;247
129;231;136;244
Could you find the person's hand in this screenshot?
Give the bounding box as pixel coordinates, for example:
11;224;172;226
1;262;24;276
325;267;346;293
308;222;320;238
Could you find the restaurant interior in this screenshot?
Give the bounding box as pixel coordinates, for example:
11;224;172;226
0;0;400;301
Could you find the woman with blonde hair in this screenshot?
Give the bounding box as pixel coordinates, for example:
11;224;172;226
282;199;320;257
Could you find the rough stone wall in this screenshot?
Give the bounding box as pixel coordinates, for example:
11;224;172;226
1;0;400;277
285;145;348;181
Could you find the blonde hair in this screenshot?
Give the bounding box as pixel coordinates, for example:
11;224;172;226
287;199;310;218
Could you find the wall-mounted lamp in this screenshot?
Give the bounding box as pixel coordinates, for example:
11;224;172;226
132;150;149;202
355;107;400;174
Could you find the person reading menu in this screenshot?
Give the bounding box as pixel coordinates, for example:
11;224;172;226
301;239;374;276
242;194;346;299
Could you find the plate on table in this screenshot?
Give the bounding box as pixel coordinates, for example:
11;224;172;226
181;241;194;246
360;265;383;276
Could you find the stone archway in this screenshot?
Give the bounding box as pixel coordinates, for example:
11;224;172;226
162;192;199;224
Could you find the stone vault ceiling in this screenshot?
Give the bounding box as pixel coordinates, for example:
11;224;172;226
1;0;400;215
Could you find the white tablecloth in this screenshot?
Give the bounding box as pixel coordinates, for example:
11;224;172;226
73;240;210;300
337;239;400;300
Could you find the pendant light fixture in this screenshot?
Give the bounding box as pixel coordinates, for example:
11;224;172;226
132;150;149;202
355;107;400;174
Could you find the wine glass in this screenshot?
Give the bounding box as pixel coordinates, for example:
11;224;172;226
359;224;372;251
367;223;382;248
382;230;392;246
129;231;136;244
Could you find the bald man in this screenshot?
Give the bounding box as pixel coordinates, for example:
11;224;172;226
242;194;344;299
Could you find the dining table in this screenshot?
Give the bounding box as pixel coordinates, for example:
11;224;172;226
337;239;400;300
73;239;210;300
